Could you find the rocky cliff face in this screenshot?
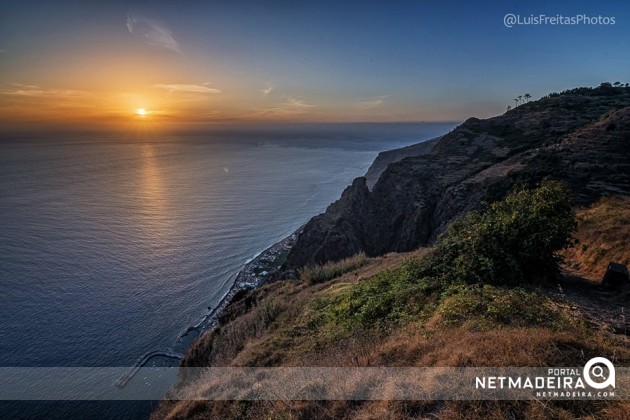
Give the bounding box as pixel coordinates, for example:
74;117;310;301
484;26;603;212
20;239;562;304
364;136;440;189
284;87;630;269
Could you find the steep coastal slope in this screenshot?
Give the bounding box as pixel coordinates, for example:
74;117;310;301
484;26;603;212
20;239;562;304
154;187;630;420
284;86;630;269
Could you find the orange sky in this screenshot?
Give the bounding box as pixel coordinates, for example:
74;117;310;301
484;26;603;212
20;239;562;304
2;1;627;132
0;77;459;131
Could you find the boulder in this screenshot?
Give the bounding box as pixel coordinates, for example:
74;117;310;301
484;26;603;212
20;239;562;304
601;262;629;289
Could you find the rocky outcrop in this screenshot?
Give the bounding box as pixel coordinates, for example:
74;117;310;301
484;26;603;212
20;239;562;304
284;87;630;269
365;136;440;189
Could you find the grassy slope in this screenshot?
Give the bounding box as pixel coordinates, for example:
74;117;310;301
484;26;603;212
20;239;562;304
154;198;630;420
562;197;630;281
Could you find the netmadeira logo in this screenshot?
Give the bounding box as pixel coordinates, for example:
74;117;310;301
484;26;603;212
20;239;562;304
583;357;615;390
475;357;615;399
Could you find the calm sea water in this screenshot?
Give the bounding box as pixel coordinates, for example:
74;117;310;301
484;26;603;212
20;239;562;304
0;123;453;417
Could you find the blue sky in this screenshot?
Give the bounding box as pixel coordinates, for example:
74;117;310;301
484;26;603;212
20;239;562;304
0;0;628;128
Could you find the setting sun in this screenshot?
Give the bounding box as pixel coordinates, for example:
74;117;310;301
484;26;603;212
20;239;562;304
135;108;148;116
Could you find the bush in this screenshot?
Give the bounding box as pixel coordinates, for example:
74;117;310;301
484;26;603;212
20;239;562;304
430;180;576;285
299;252;368;285
437;283;566;330
312;258;440;330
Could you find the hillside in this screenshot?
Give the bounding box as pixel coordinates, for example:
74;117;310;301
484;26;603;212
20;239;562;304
154;86;630;419
284;85;630;269
154;187;630;419
562;197;630;281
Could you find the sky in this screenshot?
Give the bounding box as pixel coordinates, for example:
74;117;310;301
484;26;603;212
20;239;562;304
0;0;629;132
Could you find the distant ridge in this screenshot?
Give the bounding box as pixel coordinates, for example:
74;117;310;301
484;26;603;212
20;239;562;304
365;136;440;190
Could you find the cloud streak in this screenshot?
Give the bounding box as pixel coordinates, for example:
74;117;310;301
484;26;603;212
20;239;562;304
286;97;313;108
126;13;180;53
154;83;222;94
353;95;389;110
251;96;315;118
0;84;86;97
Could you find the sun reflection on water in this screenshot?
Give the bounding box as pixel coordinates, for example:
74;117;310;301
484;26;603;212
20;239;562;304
139;143;175;245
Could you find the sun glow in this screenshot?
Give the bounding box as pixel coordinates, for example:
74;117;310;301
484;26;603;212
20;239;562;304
135;108;148;116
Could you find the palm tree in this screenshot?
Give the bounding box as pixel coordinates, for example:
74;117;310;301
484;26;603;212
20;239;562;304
524;93;531;103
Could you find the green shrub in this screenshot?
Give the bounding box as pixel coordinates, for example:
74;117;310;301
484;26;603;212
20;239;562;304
299;252;368;285
430;180;576;285
437;283;565;329
311;259;441;330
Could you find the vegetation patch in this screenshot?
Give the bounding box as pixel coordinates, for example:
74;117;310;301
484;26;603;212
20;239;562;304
435;283;570;331
429;179;576;286
562;196;630;280
308;180;578;334
311;259;440;331
299;252;368;285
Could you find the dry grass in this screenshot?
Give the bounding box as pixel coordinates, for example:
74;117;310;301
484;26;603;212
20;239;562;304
155;244;630;420
180;249;427;368
157;324;630;419
562;197;630;281
299;252;368;285
160;394;630;419
372;326;629;368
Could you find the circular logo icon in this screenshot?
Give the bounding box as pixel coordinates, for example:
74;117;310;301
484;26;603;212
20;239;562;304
583;357;615;389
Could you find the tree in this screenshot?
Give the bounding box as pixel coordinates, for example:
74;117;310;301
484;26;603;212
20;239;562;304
518;95;523;104
507;105;512;112
613;81;621;87
514;98;519;107
524;93;531;103
626;83;629;88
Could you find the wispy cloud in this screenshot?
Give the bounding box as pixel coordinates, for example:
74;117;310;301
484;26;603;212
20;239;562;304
0;84;86;97
251;96;315;118
154;83;222;94
126;13;180;53
260;85;274;97
286;97;313;108
353;95;390;110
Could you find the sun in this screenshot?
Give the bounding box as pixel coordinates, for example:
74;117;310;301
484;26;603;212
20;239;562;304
135;108;148;116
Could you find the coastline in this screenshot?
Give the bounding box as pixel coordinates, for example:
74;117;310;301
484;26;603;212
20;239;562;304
181;224;303;338
117;224;305;386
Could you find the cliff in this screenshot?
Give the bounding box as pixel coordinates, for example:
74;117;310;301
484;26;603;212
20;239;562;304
364;136;440;189
284;86;630;269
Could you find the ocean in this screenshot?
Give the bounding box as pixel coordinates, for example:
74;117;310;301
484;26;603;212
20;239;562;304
0;123;454;417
